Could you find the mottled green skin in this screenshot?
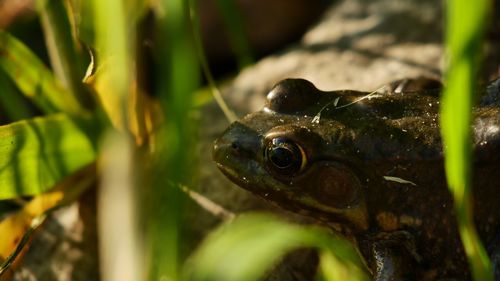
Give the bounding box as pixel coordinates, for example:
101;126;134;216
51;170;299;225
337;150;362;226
213;78;500;280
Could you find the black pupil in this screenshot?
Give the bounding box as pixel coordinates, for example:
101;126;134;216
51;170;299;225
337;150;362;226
269;147;295;168
265;138;303;175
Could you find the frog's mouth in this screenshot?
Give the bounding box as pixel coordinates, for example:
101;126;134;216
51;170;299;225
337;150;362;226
215;163;240;183
214;159;269;194
215;163;252;187
215;161;369;232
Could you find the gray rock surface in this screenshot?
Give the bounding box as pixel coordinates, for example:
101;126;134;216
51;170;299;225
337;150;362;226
223;0;442;115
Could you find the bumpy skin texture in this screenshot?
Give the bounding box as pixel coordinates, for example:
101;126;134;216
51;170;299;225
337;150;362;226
213;78;500;280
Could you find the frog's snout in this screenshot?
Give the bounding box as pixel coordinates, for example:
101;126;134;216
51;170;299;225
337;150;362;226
213;139;243;158
212;137;235;164
212;122;261;165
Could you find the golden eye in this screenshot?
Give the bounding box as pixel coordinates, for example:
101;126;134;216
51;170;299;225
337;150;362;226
265;138;306;175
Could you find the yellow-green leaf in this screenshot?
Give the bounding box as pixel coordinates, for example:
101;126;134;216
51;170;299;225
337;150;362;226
182;213;368;281
0;114;96;199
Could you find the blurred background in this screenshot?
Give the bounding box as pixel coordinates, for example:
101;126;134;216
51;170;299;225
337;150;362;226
0;0;498;280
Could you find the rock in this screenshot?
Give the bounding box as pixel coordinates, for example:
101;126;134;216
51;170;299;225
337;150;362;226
14;190;99;281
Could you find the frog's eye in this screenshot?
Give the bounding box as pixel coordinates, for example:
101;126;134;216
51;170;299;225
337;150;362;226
265;138;307;175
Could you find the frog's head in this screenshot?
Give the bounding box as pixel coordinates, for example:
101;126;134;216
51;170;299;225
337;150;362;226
213;79;370;232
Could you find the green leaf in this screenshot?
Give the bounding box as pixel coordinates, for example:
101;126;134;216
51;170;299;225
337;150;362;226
0;114;96;199
0;31;84;115
182;213;368;281
441;0;493;280
317;250;368;281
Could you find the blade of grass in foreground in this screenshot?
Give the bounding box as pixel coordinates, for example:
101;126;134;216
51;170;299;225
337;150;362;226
148;0;200;279
92;1;140;281
98;132;141;281
182;213;368;281
92;0;133;130
441;0;493;280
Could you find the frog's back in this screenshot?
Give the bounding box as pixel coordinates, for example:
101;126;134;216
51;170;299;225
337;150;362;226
315;79;500;277
266;78;500;276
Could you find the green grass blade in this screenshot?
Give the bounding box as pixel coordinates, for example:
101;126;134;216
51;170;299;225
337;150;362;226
0;114;96;199
147;0;200;279
214;0;253;68
36;0;92;110
91;1;143;281
0;31;84;115
441;0;493;280
182;213;368;281
92;0;134;129
188;0;237;123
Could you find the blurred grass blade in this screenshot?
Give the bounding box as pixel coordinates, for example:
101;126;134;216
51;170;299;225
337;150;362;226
0;114;96;199
0;70;34;121
182;213;368;281
92;1;142;281
318;250;367;281
0;163;96;278
214;0;253;68
66;0;95;46
147;0;200;279
92;0;137;133
37;0;92;110
0;31;85;115
98;132;141;281
188;0;237;123
441;0;493;280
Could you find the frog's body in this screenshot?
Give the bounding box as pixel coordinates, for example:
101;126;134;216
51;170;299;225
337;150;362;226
213;78;500;280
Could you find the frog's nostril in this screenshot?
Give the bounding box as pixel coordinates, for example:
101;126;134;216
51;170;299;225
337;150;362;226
231;141;240;150
229;140;256;158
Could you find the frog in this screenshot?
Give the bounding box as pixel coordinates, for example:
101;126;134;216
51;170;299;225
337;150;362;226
212;77;500;280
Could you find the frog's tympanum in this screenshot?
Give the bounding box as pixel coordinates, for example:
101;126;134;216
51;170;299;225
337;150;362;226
213;78;500;280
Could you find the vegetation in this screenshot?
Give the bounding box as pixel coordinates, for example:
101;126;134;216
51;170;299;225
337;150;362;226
441;0;493;280
0;0;494;280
